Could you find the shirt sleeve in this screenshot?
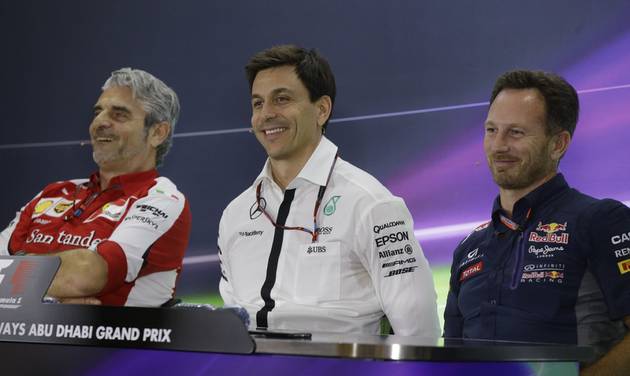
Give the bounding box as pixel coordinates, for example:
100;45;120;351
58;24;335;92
443;242;465;337
95;188;190;292
0;191;42;255
355;197;440;337
582;199;630;320
218;208;236;306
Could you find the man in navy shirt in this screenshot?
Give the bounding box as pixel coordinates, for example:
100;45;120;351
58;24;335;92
444;70;630;375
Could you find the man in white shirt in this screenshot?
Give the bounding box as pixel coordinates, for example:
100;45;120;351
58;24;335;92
218;45;439;336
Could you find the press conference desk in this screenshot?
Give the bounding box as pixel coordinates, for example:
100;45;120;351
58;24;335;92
0;330;591;376
0;255;591;375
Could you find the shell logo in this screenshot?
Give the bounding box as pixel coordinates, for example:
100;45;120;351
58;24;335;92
34;200;54;214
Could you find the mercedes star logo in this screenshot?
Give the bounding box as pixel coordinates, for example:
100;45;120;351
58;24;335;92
249;198;266;220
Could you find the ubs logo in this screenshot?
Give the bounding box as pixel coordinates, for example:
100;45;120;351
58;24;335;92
249;198;266;220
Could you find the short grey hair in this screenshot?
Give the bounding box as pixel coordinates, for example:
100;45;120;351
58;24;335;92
102;68;180;166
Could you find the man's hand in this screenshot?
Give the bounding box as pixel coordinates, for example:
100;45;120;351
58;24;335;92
47;248;108;299
581;316;630;376
59;297;102;305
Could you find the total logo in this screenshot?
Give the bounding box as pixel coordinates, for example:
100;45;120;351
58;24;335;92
459;261;483;282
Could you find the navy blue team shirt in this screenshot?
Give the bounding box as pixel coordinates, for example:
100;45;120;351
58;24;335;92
444;174;630;352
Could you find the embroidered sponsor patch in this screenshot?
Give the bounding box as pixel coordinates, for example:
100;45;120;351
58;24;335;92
536;221;567;234
617;259;630;274
612;232;630;245
614;247;630;259
528;221;570;245
33;199;54;215
528;245;564;259
528;231;569;244
459;261;483;282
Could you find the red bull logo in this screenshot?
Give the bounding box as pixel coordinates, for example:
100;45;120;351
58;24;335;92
536;222;567;234
529;232;569;244
545;271;564;279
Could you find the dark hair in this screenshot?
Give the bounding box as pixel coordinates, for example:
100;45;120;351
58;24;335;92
245;45;336;132
490;70;579;136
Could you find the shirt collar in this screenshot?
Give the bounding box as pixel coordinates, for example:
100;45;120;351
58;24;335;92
491;173;569;227
253;136;339;189
89;169;159;195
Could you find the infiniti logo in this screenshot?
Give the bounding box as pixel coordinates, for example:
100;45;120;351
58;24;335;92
249;198;266;220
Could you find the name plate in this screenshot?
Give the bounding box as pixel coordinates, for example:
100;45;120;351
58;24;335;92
0;256;254;354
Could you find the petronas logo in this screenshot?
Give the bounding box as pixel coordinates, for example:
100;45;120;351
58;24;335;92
323;196;341;216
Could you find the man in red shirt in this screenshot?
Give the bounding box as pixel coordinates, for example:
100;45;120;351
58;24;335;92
0;68;191;306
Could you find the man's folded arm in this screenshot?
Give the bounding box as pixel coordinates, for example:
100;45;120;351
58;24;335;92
46;248;108;298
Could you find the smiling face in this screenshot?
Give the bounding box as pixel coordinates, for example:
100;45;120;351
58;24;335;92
483;88;564;193
90;86;157;174
250;65;330;164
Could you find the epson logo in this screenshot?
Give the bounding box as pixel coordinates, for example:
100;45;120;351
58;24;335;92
375;231;410;247
382;257;416;269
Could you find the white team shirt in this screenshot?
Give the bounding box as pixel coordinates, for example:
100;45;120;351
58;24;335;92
218;136;440;337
